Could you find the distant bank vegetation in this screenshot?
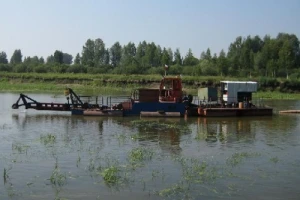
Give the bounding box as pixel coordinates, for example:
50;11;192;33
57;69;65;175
1;72;300;93
0;32;300;93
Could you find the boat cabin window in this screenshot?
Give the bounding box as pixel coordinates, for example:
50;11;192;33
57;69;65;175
163;80;173;90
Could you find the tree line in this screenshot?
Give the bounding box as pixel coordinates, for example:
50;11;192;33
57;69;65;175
0;32;299;79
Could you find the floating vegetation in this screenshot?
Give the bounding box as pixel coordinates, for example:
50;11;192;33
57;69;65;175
115;134;127;144
131;120;190;135
100;166;120;184
158;182;188;198
128;147;155;164
180;158;219;184
50;162;67;187
1;98;298;200
130;133;145;141
226;152;261;167
12;143;30;154
87;158;95;172
194;132;207;140
96;157;131;186
40;134;56;146
270;156;279;164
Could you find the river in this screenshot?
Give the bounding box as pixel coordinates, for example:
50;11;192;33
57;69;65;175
0;92;300;200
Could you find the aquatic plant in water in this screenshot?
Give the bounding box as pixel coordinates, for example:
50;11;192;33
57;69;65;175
50;162;67;186
40;134;56;146
158;182;189;199
131;120;190;135
12;143;30;154
128;147;155;164
226;152;261;167
3;168;8;184
270;156;279;163
100;166;120;184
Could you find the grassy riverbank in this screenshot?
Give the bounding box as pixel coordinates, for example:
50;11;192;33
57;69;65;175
1;72;300;99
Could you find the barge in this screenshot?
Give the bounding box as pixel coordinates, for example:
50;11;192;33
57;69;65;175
195;81;273;117
11;77;273;117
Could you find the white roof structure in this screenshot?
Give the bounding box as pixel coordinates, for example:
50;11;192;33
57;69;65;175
220;81;257;84
221;81;257;103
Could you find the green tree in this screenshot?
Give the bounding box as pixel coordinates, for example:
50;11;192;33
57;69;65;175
199;59;217;76
205;48;212;60
54;50;64;64
161;47;170;66
47;55;54;64
103;49;110;65
135;41;147;67
239;36;256;76
261;38;280;77
10;49;22;64
153;45;162;67
254;52;266;76
0;51;8;64
31;56;40;66
200;51;206;60
279;40;294;79
212;53;218;65
63;53;73;64
167;48;173;64
23;56;31;65
217;49;228;76
74;53;81;64
82;39;95;67
39;57;45;64
251;35;264;53
94;38;106;66
174;48;182;65
227;36;242;76
200;48;212;60
183;48;198;66
121;42;136;66
110;42;122;67
144;42;156;67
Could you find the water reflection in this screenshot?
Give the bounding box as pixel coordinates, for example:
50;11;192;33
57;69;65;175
3;99;300;200
121;117;191;155
11;113;107;134
11;113;191;155
195;117;276;144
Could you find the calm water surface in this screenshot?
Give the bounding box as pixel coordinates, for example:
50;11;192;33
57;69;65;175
0;93;300;200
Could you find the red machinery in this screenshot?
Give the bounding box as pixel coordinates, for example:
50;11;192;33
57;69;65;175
159;76;184;102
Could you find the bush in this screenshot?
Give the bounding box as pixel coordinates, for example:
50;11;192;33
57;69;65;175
259;77;279;88
33;65;48;73
13;64;28;73
66;64;87;73
0;64;12;72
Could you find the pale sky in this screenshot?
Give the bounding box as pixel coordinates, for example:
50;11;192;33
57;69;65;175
1;0;299;60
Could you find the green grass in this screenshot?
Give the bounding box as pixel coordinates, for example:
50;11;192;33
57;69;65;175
1;72;300;99
254;91;300;99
